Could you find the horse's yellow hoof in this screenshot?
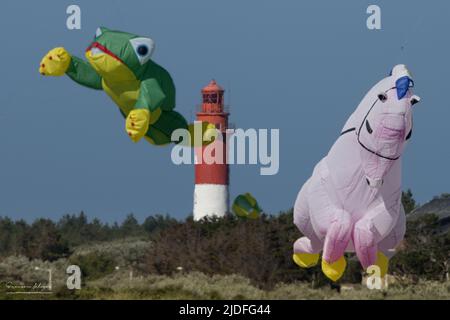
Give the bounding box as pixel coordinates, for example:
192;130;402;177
293;253;320;268
322;256;347;282
374;251;389;278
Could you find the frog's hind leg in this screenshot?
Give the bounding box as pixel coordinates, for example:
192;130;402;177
293;181;322;268
145;110;188;146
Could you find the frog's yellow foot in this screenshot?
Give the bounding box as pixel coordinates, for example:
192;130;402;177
293;253;320;268
126;109;150;143
39;47;71;76
321;256;347;282
186;122;218;147
370;252;389;278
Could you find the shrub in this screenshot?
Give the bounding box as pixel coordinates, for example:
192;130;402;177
69;252;116;281
142;213;325;289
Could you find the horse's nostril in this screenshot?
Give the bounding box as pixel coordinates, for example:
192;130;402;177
366;178;370;186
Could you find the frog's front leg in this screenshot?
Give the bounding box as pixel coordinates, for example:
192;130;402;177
39;47;102;90
126;109;151;143
39;47;71;76
126;79;165;143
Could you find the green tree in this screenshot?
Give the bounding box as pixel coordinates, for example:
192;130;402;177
121;213;142;237
391;214;449;281
143;214;178;235
402;189;417;214
23;219;71;261
69;252;116;280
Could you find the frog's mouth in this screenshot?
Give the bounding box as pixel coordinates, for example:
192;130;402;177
86;42;136;81
86;42;124;64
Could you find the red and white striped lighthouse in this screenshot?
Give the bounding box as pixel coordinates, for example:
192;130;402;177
193;80;229;221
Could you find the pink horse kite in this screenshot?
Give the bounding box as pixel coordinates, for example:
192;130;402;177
293;64;420;281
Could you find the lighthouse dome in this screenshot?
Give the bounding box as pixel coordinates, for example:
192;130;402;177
202;79;224;93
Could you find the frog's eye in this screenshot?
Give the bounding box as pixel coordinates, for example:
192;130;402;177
130;37;155;65
137;45;149;56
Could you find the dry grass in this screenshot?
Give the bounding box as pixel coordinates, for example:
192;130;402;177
1;255;449;300
51;272;450;300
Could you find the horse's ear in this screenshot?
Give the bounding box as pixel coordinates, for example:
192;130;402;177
410;95;421;106
391;64;412;78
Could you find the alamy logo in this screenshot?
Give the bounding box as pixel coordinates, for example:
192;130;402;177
171;125;280;176
367;5;382;30
66;5;81;30
66;265;82;290
366;265;385;290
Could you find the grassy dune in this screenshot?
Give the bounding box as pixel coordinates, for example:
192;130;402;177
1;271;449;300
66;273;450;300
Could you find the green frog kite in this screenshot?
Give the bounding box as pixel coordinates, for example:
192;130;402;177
39;27;200;145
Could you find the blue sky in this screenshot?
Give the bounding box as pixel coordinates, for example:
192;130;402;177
0;0;448;223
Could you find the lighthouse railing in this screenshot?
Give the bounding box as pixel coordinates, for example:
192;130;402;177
195;104;231;114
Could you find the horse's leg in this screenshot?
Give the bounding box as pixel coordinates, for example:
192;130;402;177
300;169;352;281
293;181;322;268
375;205;406;276
293;237;322;268
353;202;400;276
321;209;352;282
